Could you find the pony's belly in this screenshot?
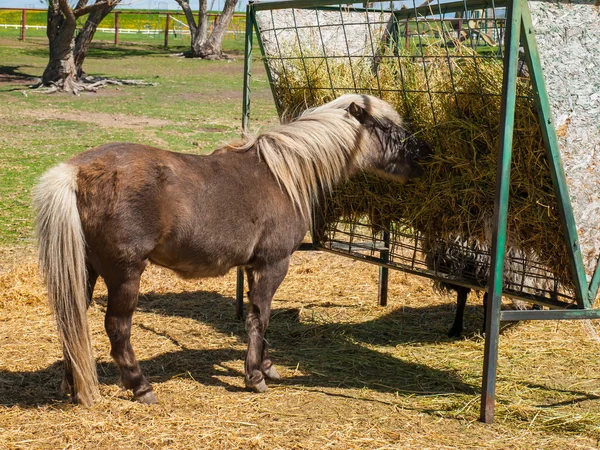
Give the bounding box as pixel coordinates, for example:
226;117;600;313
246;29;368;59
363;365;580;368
149;254;235;279
173;264;233;279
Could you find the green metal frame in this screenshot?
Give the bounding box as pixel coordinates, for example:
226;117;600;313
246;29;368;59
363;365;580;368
240;0;600;425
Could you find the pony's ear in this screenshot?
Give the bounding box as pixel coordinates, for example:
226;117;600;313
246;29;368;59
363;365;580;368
347;102;376;126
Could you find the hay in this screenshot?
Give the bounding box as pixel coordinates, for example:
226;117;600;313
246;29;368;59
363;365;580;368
2;256;600;447
265;41;573;297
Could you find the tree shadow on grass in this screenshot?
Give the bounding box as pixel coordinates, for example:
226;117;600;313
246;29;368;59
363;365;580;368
0;65;39;83
22;42;174;61
86;42;175;59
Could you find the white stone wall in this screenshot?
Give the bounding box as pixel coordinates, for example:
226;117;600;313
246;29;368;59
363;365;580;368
529;0;600;279
256;9;389;60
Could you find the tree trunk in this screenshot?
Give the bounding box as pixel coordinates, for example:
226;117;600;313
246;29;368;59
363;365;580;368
42;0;79;91
74;3;117;76
191;0;237;59
189;0;209;57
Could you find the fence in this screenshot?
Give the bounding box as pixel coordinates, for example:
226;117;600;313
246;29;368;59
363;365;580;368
0;8;246;47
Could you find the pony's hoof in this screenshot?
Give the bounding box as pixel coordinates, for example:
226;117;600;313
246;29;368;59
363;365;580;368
250;379;269;393
135;390;158;404
245;372;268;393
262;365;281;380
61;380;75;398
447;328;462;339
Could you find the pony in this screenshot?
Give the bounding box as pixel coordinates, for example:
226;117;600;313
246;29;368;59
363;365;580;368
34;94;431;405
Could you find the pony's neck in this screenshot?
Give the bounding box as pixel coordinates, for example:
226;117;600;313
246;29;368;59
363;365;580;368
250;109;368;217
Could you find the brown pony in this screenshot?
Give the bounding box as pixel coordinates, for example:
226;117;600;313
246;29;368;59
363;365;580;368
34;94;431;405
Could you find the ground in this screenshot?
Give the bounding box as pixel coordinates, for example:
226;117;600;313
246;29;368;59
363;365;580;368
1;34;600;449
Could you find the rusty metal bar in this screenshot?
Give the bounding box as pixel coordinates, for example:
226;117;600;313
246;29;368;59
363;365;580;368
164;13;170;48
20;9;26;41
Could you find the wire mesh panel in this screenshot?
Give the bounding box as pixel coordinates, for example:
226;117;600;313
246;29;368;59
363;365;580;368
251;0;577;307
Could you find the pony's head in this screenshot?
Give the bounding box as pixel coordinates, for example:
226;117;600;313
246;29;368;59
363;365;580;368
347;100;431;183
315;94;431;184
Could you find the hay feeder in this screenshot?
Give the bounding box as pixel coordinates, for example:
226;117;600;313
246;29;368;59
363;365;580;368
238;0;600;423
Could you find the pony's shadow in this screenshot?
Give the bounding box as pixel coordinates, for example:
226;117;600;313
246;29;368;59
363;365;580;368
0;347;247;407
0;289;485;407
132;290;480;395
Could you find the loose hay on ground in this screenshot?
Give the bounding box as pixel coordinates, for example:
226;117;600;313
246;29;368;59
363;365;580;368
1;254;600;448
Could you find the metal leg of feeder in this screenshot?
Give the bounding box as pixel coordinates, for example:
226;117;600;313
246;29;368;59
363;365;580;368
480;0;522;425
236;267;244;321
378;229;390;307
237;5;254;322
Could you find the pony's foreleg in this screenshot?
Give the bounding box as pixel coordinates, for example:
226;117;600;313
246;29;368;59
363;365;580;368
244;258;290;393
105;272;156;404
481;292;489;336
86;263;98;308
448;286;470;338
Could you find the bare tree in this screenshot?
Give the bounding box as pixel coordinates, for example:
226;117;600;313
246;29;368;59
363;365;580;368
42;0;119;92
175;0;238;59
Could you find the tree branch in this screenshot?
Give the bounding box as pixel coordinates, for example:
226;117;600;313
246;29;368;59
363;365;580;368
74;0;117;18
175;0;198;34
57;0;77;25
75;0;89;10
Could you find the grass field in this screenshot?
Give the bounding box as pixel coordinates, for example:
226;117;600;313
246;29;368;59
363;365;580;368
1;35;600;449
0;8;246;48
0;35;268;245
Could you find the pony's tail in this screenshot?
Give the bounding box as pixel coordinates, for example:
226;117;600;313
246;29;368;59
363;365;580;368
33;163;98;406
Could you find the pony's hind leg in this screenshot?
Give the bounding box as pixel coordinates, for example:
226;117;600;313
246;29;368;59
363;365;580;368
244;259;290;393
105;270;156;404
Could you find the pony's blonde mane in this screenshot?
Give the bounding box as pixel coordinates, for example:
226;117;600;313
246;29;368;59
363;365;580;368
305;94;403;126
233;94;401;217
238;108;365;217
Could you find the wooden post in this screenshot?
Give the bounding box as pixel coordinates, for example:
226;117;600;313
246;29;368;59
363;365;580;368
21;9;26;41
164;13;170;48
114;11;119;45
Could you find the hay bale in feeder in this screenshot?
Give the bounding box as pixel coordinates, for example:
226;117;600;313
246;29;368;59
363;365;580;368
255;6;596;303
309;52;571;294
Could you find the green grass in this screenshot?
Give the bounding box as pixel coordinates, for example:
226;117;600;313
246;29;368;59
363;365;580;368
0;30;246;53
0;37;276;246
